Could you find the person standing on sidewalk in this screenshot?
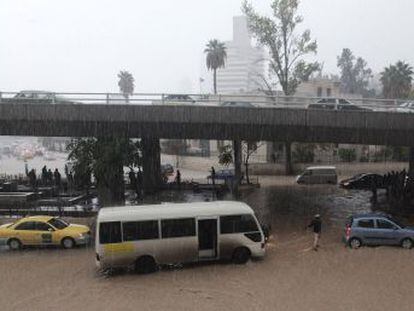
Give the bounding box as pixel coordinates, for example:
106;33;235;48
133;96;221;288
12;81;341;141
307;214;322;251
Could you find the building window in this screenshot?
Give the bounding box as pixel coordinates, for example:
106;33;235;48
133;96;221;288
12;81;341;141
317;87;322;97
327;88;332;97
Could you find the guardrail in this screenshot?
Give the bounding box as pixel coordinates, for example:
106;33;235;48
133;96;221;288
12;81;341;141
0;91;411;111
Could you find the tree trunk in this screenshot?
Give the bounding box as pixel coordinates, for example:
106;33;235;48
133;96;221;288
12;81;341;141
233;140;242;186
141;137;162;194
285;141;293;175
409;147;414;174
213;69;217;95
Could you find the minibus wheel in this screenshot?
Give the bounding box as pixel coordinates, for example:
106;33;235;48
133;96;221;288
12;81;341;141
135;256;158;274
232;247;251;264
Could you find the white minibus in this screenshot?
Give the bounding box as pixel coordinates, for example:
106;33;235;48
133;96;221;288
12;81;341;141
95;201;265;273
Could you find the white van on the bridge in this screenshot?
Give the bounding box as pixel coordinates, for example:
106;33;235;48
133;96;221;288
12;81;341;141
95;201;265;273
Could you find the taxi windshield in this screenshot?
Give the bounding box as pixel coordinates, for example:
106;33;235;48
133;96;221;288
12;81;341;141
48;218;69;230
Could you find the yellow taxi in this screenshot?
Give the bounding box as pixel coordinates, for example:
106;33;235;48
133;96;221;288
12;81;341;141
0;216;91;250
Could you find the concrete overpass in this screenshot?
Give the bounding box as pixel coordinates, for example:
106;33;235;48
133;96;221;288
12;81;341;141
0;102;414;146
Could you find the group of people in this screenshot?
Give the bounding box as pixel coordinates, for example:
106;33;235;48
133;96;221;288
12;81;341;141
26;165;62;190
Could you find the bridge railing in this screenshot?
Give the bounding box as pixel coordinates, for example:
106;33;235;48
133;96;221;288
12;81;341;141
0;91;411;111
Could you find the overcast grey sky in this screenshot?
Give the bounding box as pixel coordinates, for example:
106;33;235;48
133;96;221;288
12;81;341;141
1;0;413;93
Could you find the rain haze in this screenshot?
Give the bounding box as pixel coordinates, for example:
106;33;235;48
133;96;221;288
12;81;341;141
1;0;414;93
2;1;414;311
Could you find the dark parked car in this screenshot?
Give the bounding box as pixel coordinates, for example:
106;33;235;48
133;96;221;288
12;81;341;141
207;169;244;181
161;164;174;175
308;98;370;111
339;173;383;189
343;213;414;249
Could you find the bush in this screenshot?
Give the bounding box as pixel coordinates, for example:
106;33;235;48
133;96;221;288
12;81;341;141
338;148;356;162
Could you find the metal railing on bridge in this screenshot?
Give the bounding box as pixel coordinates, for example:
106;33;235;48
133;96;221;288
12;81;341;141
0;91;411;112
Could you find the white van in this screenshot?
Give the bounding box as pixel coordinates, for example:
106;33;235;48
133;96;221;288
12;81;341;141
95;201;265;273
296;166;338;185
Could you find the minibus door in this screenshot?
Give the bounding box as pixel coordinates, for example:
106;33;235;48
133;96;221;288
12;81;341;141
198;218;218;259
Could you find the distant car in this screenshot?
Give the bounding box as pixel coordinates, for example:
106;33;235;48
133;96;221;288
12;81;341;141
164;94;195;103
220;101;255;108
7;90;75;104
308;98;370;111
161;164;174;175
0;216;91;250
343;213;414;249
392;102;414;113
207;169;243;181
339;173;383;190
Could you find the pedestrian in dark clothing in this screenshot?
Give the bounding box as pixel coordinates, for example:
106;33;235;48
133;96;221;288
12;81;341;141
136;168;143;199
307;214;322;251
41;165;48;185
210;166;216;186
28;169;37;190
129;169;137;190
47;169;53;186
175;169;181;186
54;168;61;189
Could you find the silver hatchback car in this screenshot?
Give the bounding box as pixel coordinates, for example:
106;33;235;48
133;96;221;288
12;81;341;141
343;213;414;249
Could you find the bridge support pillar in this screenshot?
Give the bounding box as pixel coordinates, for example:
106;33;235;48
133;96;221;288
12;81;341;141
141;137;162;194
285;141;293;175
233;140;242;187
409;147;414;174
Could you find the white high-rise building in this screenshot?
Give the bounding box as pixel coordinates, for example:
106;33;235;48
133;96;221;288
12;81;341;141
216;16;265;94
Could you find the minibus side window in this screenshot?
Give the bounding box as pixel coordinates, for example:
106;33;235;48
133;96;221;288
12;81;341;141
99;222;122;244
220;215;259;234
123;220;159;241
161;218;195;238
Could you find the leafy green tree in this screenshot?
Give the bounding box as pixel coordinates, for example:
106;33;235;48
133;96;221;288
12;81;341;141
204;39;227;94
67;137;142;206
380;61;413;99
117;70;135;103
292;143;315;163
338;148;357;162
218;141;262;184
242;0;319;96
337;48;373;96
243;0;319;175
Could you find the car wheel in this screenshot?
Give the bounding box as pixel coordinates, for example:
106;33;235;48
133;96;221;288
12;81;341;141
349;238;362;249
8;238;22;250
61;237;75;249
232;247;251;264
135;256;158;274
401;238;413;249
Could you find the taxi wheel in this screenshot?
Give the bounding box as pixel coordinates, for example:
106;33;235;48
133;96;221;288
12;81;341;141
61;237;75;249
8;238;22;250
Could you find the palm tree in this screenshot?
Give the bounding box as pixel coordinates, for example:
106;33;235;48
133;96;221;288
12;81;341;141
204;39;227;94
380;61;413;99
117;70;135;103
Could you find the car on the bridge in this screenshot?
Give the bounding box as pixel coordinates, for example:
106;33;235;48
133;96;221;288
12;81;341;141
4;90;75;104
220;101;255;108
308;98;370;111
0;216;91;250
339;173;383;190
392;102;414;113
343;213;414;249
